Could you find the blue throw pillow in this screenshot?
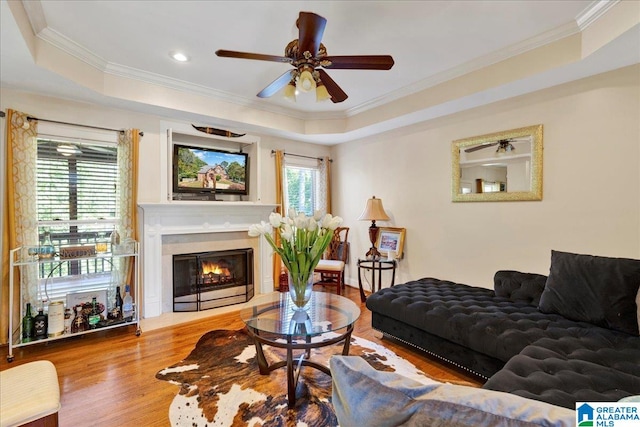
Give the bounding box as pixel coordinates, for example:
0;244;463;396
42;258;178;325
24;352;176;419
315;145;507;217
538;250;640;336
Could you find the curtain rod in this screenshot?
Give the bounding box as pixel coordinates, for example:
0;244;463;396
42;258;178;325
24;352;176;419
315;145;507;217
20;115;144;137
271;150;332;162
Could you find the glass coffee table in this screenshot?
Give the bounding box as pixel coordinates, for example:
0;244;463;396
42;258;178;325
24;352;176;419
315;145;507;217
240;291;360;408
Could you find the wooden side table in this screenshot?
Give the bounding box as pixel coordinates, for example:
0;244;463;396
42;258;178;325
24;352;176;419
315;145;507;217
357;258;397;302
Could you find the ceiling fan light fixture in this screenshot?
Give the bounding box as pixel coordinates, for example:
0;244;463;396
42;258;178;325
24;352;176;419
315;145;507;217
297;69;316;92
316;83;331;101
284;82;297;102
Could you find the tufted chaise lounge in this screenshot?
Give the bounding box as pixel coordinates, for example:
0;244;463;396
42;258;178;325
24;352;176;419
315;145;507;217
366;270;640;409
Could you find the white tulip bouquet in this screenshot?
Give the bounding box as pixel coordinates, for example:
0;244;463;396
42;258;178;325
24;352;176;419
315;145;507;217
249;209;343;306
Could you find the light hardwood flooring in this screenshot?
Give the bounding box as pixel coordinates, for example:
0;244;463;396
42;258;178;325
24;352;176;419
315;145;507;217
0;286;482;426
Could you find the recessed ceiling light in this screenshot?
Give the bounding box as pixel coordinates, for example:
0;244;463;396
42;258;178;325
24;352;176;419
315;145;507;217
170;51;189;62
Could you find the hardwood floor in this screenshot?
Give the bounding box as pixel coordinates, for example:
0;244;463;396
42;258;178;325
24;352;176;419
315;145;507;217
0;286;482;426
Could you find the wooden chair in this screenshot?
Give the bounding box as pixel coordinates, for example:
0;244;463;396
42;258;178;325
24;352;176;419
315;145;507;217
313;227;349;295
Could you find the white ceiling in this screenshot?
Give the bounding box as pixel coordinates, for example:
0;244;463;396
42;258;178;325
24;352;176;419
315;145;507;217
1;1;638;144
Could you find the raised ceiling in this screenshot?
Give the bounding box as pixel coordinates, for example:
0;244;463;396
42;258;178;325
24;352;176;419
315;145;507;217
1;0;638;144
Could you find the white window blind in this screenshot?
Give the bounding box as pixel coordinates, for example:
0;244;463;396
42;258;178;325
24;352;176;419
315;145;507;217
284;156;320;216
37;139;118;223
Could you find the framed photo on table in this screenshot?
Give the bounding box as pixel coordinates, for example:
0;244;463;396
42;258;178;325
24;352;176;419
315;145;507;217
376;227;406;259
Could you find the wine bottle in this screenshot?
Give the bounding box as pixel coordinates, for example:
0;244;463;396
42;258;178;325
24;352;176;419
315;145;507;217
114;286;123;319
33;306;48;340
122;285;133;322
71;305;88;333
22;303;34;343
88;297;101;329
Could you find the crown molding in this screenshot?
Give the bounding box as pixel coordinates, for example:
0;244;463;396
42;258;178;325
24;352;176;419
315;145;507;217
38;27;108;70
21;0;614;123
576;0;620;30
26;15;343;121
345;20;581;117
21;0;46;34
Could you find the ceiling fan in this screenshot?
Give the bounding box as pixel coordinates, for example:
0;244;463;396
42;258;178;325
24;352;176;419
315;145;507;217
465;138;527;153
215;11;395;103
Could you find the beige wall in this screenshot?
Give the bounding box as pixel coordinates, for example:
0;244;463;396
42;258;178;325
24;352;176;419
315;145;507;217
2;64;639;294
0;90;330;318
0;89;330;209
332;65;640;289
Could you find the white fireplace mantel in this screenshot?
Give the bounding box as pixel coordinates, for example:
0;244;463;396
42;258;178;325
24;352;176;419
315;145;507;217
138;201;277;318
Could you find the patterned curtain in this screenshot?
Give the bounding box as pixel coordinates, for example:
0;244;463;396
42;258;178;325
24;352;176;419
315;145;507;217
116;129;140;299
319;156;332;215
1;109;39;344
273;150;285;290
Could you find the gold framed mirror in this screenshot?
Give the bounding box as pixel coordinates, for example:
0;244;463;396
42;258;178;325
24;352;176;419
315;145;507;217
452;124;543;202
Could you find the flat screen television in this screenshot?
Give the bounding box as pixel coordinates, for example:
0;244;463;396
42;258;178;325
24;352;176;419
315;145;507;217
173;143;249;196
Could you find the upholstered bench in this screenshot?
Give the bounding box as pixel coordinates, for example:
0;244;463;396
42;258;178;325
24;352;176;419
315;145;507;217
0;360;61;427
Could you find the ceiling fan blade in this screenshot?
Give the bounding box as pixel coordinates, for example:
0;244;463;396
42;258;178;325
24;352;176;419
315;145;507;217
317;69;348;103
216;49;291;64
297;12;327;56
464;142;499;153
257;70;295;98
323;55;395;70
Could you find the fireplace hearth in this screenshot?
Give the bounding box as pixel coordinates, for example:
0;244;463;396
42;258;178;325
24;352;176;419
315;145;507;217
173;248;254;311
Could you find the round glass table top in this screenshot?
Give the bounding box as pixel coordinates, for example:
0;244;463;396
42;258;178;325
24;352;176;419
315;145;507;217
240;291;360;337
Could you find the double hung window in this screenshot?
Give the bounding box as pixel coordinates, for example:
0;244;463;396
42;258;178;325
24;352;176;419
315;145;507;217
283;156;323;216
35;129;120;299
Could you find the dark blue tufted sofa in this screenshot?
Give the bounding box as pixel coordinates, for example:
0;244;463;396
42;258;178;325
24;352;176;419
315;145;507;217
365;270;640;409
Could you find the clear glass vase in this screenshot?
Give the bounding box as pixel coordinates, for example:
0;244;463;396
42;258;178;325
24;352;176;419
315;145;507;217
287;272;314;308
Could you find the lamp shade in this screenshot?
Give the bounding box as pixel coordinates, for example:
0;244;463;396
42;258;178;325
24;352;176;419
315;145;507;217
316;84;331;101
358;196;390;221
298;70;316;92
284;83;297;102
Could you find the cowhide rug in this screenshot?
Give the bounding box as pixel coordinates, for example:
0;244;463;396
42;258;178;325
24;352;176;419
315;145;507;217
156;328;436;427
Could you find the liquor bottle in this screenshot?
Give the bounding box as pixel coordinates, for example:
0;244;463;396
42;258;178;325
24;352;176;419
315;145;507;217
22;303;34;343
88;297;101;329
110;227;120;253
33;306;48;340
63;308;73;334
122;285;133;322
114;286;123;319
71;305;88;333
39;231;55;259
95;232;108;253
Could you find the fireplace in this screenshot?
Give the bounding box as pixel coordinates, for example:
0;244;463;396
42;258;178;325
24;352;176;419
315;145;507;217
173;248;254;311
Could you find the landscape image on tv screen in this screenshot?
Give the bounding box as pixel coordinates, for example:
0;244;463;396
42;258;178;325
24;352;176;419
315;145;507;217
175;145;247;194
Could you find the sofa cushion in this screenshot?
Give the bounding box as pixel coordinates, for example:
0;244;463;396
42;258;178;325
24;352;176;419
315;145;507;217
483;329;640;409
494;270;548;306
538;250;640;336
330;355;575;427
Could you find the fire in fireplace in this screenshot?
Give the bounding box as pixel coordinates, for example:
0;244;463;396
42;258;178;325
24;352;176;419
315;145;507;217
173;248;254;311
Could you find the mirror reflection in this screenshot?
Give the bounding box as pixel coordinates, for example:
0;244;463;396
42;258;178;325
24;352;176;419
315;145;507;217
452;125;543;202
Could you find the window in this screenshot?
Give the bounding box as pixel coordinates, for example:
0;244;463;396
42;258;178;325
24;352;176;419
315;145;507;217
35;135;120;299
284;165;318;216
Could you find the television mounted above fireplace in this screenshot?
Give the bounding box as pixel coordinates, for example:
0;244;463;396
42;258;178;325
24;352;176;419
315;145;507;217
172;143;249;199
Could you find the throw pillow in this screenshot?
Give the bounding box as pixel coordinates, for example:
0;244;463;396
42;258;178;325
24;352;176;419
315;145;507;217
538;250;640;336
330;356;575;427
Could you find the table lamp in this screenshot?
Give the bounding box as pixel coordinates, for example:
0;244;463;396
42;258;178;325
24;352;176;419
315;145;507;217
358;196;390;259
